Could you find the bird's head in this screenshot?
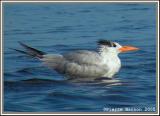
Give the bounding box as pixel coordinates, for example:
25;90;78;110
97;40;139;55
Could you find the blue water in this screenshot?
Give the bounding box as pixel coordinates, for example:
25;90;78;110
3;3;157;112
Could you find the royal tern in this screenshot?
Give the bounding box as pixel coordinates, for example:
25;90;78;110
14;40;139;78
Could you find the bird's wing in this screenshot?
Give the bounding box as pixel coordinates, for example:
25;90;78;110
63;50;102;65
41;51;108;77
54;59;108;77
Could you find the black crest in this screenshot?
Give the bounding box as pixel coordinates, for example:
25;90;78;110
97;40;113;47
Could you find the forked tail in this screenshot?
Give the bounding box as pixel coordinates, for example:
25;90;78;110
12;42;46;59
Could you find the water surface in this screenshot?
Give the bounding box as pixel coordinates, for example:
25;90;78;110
3;3;156;112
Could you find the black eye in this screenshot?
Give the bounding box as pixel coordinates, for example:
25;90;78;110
112;43;117;47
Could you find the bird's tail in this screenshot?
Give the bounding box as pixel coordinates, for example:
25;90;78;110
12;42;46;59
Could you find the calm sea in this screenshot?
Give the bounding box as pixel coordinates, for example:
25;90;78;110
3;3;157;112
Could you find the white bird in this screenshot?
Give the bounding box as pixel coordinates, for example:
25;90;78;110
14;40;139;79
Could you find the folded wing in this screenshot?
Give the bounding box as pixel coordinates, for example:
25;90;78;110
63;50;102;65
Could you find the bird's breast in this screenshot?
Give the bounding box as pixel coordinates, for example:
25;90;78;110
102;56;121;78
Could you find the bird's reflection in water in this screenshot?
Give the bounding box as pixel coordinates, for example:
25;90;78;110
67;76;122;87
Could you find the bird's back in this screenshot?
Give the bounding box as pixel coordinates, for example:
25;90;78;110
63;50;102;65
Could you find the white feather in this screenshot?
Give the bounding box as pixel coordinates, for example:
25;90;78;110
41;43;122;78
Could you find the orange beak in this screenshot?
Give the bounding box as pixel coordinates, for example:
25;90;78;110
119;46;139;53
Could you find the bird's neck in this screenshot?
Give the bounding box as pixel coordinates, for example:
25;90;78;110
98;46;120;65
98;45;121;78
